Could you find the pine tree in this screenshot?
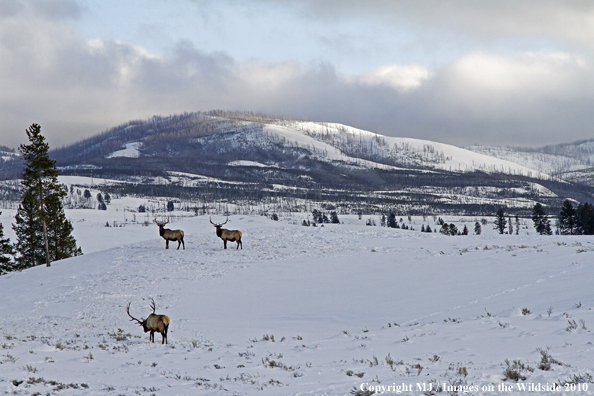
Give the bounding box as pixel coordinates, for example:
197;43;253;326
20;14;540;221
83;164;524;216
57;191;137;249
531;203;551;235
474;221;481;235
387;212;397;228
558;199;577;235
0;215;14;275
494;207;507;234
575;202;594;235
330;211;340;224
13;124;81;269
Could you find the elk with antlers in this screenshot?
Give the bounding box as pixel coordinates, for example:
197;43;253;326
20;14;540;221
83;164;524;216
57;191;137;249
126;298;170;344
210;217;242;249
154;217;185;249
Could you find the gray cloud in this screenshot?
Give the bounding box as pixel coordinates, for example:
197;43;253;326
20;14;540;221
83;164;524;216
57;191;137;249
1;1;594;150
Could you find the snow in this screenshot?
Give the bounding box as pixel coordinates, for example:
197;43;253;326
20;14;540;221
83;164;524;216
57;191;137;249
228;160;276;168
291;122;551;178
1;201;593;395
106;142;142;159
263;125;409;171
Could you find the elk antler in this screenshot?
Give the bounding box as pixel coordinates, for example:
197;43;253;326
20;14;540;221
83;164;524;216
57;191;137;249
126;302;143;326
154;217;169;226
149;298;156;314
210;217;228;227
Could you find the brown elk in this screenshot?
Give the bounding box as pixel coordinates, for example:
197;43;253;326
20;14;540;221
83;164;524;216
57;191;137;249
210;217;242;249
126;298;170;344
154;217;184;249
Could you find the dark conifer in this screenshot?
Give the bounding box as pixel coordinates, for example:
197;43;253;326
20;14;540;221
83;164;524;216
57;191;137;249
330;211;340;224
0;216;14;275
12;124;81;269
531;203;551;235
576;202;594;235
494;207;506;234
558;199;577;235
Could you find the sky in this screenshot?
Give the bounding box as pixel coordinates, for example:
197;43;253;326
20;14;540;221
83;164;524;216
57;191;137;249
1;0;594;150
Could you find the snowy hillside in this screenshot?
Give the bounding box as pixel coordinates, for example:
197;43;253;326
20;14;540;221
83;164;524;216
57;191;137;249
292;122;549;177
467;142;594;177
1;197;593;395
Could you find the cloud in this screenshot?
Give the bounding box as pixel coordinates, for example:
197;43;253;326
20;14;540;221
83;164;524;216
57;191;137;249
355;64;434;92
275;0;594;50
2;0;594;150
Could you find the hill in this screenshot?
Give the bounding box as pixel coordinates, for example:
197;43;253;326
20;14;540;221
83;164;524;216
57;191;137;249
2;111;593;215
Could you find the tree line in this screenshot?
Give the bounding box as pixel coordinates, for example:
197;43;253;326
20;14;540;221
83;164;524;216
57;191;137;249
493;199;594;235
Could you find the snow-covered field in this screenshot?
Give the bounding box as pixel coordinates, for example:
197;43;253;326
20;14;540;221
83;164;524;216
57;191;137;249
1;201;593;395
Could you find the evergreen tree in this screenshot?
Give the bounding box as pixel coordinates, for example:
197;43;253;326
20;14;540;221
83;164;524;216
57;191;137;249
449;223;458;235
531;203;551;235
0;215;14;275
387;212;397;228
508;216;513;235
167;201;174;212
12;124;81;269
462;225;469;235
494;207;506;234
330;211;340;224
515;215;520;235
474;221;481;235
575;202;594;235
559;199;577;235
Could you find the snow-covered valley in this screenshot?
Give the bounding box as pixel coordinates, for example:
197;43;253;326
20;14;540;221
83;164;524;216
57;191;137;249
1;202;593;395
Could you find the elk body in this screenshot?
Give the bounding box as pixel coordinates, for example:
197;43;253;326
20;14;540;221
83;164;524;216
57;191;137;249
210;217;242;249
154;218;185;249
127;298;170;344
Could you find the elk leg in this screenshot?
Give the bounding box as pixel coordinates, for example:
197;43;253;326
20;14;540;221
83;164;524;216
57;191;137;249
166;240;169;249
223;240;227;249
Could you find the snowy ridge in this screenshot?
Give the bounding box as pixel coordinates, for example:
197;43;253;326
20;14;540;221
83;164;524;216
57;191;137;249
467;141;594;176
97;117;551;178
294;121;550;177
1;202;593;395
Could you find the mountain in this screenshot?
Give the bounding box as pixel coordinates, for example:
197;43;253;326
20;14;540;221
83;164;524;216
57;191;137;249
2;111;593;215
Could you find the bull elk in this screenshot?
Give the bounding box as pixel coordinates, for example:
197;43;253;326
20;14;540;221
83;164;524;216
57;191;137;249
210;217;242;249
126;298;170;344
154;217;185;249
